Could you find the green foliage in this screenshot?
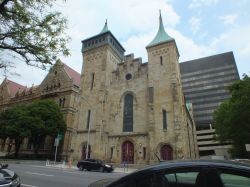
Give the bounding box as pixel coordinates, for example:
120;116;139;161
0;99;66;157
214;74;250;158
28;100;66;135
0;105;31;157
27;100;66;155
0;0;70;70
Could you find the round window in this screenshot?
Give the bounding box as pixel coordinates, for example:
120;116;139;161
125;73;132;80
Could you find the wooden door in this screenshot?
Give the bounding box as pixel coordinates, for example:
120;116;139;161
160;145;173;160
122;141;134;163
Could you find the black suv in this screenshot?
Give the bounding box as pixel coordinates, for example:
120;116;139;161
77;159;113;172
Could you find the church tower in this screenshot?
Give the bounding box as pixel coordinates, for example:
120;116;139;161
146;12;195;161
75;21;125;159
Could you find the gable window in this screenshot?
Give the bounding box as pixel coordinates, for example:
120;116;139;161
123;94;133;132
163;109;167;129
160;56;163;65
59;97;66;107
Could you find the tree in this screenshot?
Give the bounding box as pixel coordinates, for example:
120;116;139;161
27;99;66;155
0;99;66;157
0;0;70;70
214;74;250;158
0;105;31;157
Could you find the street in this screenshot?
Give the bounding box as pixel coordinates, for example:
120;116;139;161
8;163;127;187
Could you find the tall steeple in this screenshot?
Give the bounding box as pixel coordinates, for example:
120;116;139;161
147;10;173;48
100;19;109;34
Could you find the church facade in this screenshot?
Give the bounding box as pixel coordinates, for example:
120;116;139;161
71;14;198;164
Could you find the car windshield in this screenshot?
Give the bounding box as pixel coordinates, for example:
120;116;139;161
96;159;104;164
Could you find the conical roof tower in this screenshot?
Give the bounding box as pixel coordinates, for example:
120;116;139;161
147;11;173;48
100;19;109;34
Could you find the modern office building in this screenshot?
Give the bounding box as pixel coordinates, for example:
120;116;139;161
180;52;240;157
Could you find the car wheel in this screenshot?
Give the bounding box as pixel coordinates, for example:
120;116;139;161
79;165;84;171
100;167;104;172
87;168;91;171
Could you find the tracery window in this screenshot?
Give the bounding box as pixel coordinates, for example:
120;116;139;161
123;94;133;132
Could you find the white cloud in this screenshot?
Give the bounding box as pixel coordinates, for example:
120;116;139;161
219;14;238;25
210;24;250;76
2;0;180;85
189;0;218;8
168;29;214;62
1;0;249;86
122;27;214;64
189;17;201;34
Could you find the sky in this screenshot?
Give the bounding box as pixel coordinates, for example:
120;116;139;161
1;0;250;87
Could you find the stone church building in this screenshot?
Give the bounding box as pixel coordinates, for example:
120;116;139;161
0;13;198;163
71;14;198;164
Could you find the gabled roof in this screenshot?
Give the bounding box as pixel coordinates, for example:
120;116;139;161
6;79;26;97
63;63;81;87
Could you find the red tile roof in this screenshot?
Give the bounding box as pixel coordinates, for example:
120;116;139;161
6;79;26;97
63;63;81;87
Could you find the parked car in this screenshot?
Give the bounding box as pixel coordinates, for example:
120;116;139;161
0;164;21;187
77;159;113;172
89;160;250;187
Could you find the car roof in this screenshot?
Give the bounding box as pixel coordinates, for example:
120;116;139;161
139;160;250;172
110;159;250;186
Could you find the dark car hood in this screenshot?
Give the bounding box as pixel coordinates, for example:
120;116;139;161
89;178;116;187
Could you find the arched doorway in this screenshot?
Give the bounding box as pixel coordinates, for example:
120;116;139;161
81;144;91;160
160;144;173;160
121;141;134;163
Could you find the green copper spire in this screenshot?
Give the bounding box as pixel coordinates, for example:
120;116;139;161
147;10;173;48
100;19;109;34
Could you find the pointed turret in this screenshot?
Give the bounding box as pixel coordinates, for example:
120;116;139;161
100;19;109;34
147;11;173;48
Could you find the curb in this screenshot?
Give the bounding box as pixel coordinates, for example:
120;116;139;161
45;164;137;173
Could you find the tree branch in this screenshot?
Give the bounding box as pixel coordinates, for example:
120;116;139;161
0;0;12;14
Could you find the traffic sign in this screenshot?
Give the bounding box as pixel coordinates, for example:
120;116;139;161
245;144;250;152
54;138;59;147
57;133;63;140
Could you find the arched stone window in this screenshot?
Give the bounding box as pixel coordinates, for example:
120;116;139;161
123;94;133;132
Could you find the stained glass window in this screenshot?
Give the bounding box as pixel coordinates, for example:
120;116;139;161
123;94;133;132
